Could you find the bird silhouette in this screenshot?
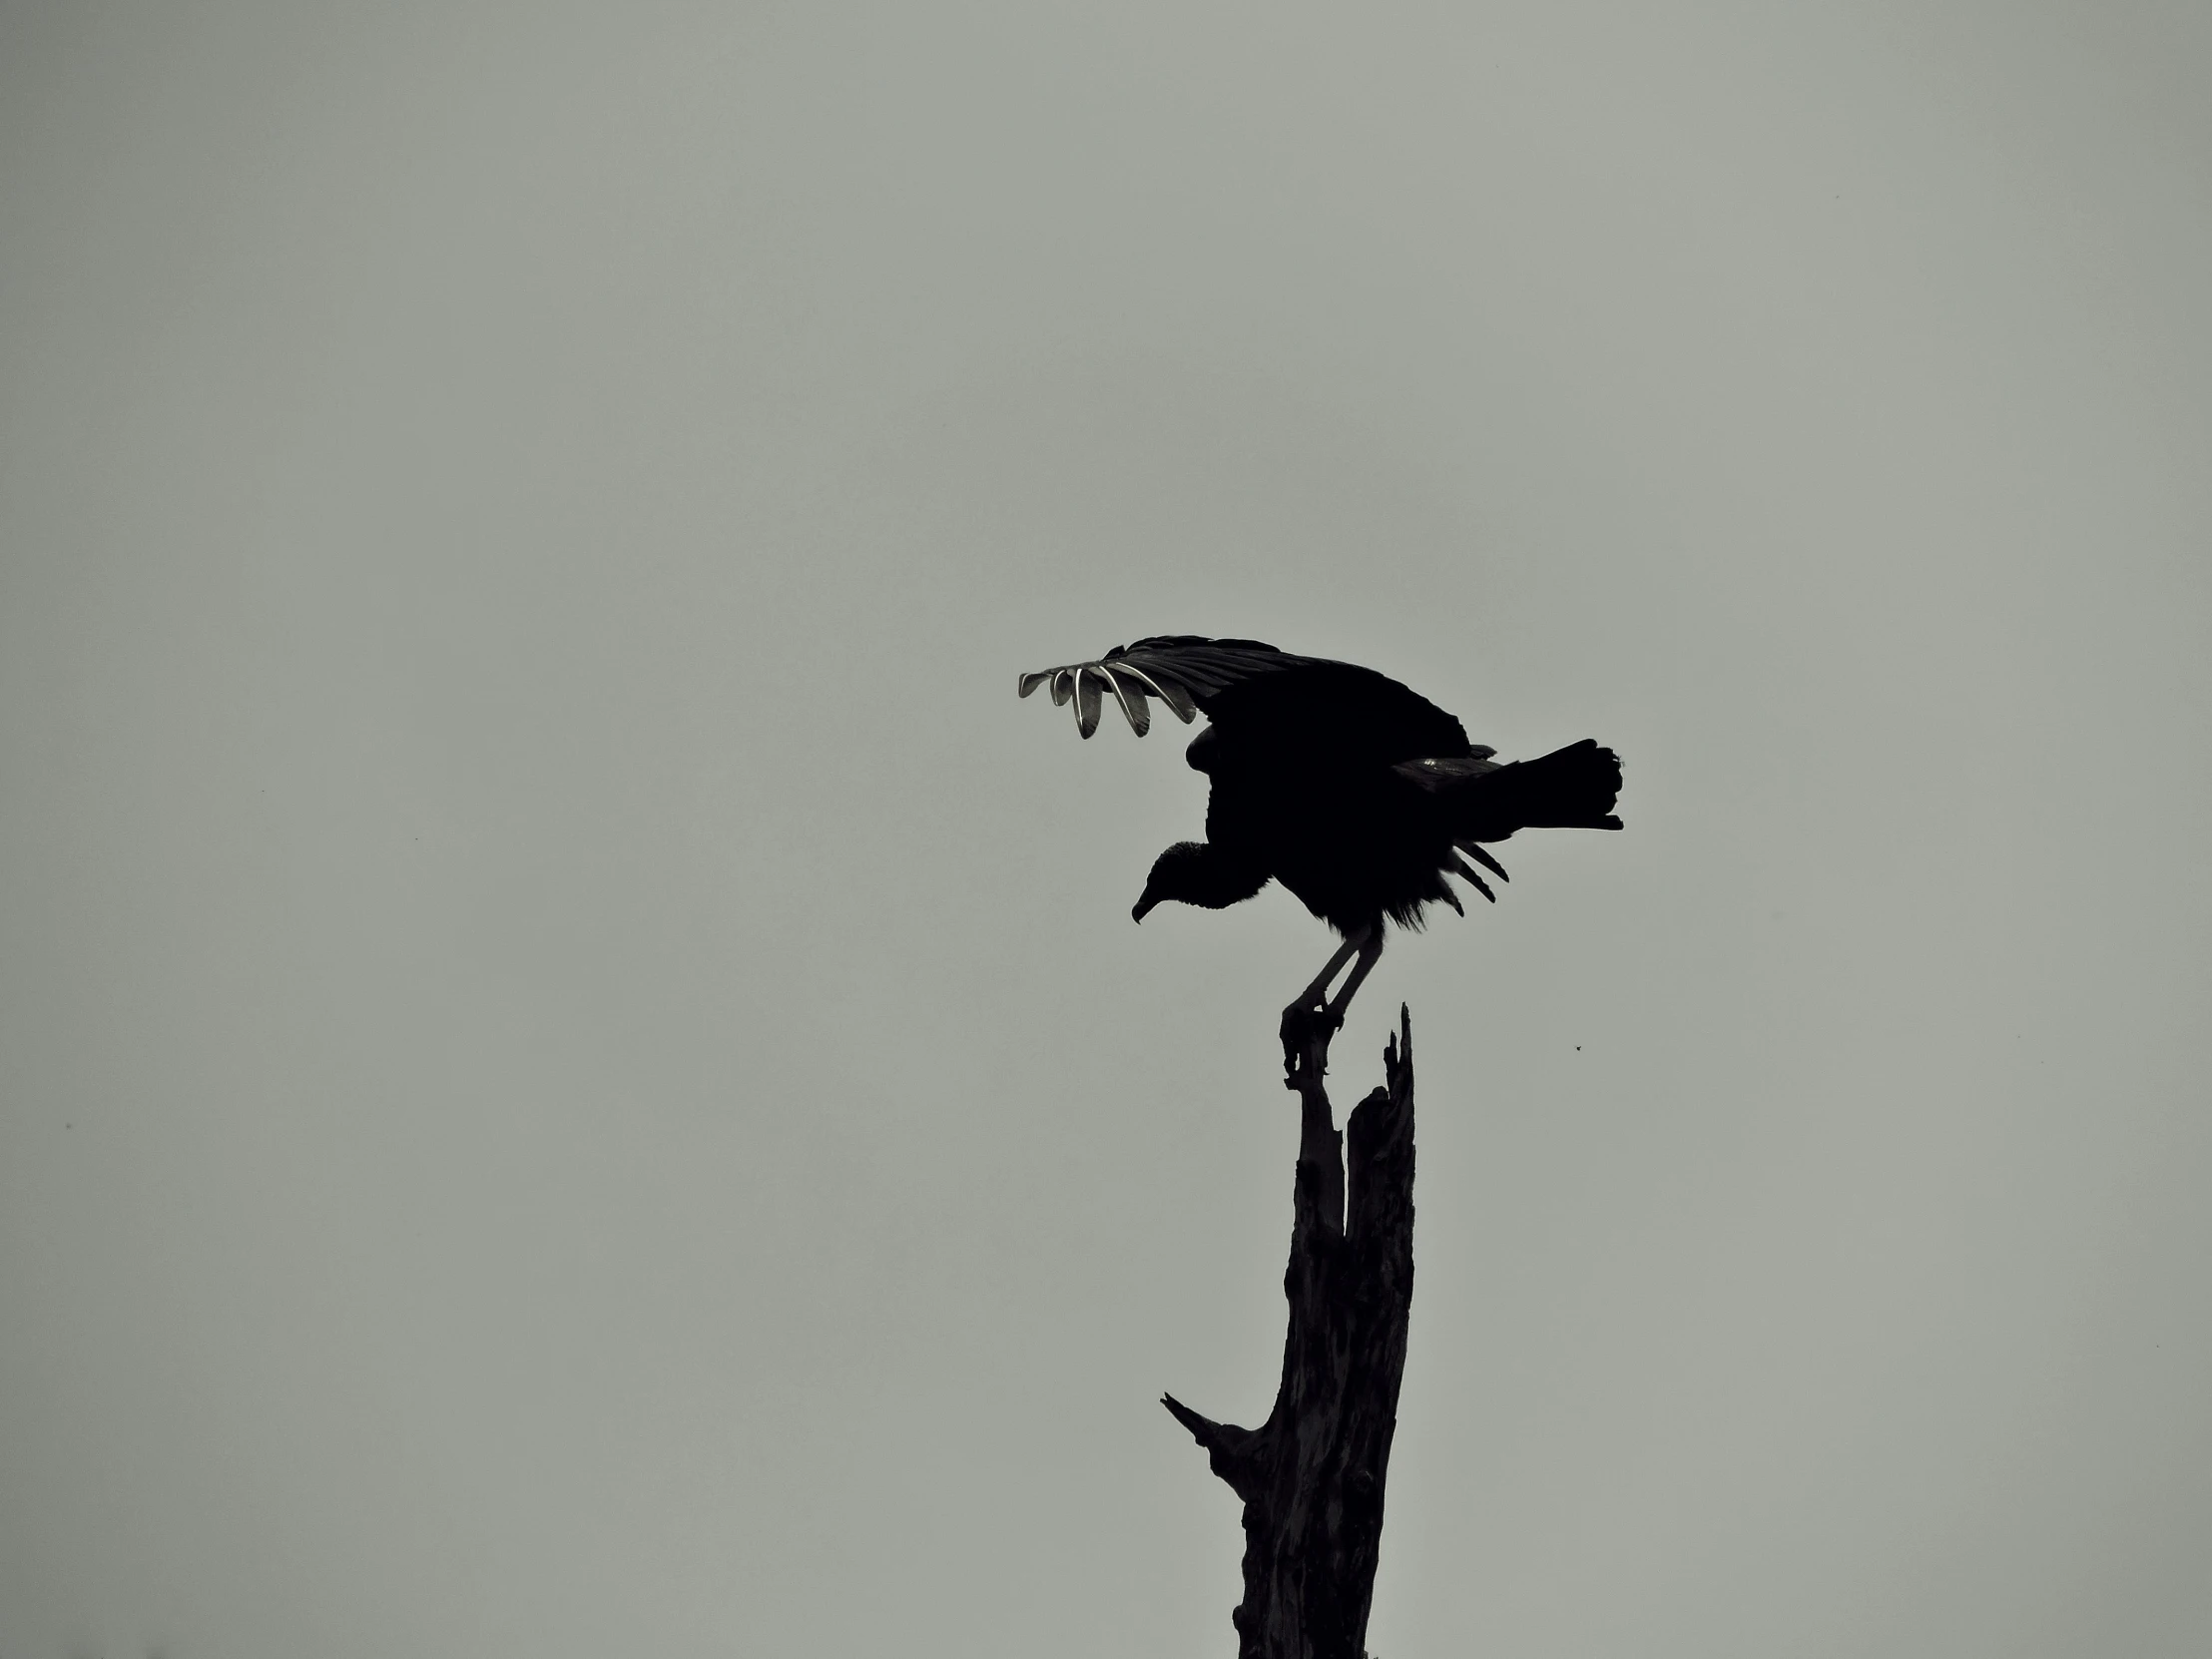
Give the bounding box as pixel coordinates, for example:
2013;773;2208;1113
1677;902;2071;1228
1020;636;1621;1039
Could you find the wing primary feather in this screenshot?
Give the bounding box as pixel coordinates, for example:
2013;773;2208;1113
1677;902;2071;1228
1104;668;1151;736
1051;669;1074;707
1075;668;1104;738
1152;678;1200;723
1446;852;1497;902
1106;664;1197;725
1455;840;1511;882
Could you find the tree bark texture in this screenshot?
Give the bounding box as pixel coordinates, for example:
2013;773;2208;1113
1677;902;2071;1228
1163;1004;1417;1659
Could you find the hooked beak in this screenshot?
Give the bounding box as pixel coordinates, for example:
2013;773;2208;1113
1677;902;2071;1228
1132;890;1160;923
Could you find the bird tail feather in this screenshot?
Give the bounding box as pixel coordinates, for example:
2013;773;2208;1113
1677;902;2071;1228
1450;739;1622;840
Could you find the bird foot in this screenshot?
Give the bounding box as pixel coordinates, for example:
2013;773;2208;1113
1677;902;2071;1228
1280;1001;1342;1086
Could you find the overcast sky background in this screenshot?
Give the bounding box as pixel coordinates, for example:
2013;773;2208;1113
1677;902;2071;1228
3;2;2208;1655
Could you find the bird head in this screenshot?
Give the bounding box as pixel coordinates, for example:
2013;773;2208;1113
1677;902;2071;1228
1132;841;1268;921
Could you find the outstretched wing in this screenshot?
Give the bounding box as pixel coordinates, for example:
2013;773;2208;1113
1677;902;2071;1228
1018;634;1474;763
1016;636;1305;738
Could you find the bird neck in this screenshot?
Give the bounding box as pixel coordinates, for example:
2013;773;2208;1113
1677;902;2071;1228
1165;841;1270;908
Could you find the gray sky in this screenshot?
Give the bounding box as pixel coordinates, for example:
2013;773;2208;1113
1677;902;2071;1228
2;2;2208;1655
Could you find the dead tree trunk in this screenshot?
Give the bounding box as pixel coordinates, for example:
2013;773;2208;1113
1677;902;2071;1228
1163;1004;1417;1659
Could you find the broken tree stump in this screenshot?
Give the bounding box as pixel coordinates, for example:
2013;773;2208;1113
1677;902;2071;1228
1163;1003;1418;1659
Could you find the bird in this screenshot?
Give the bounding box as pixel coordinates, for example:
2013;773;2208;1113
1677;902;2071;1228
1019;635;1622;1038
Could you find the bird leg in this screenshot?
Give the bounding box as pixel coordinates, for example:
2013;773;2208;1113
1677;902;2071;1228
1290;931;1366;1018
1281;925;1382;1085
1323;927;1385;1025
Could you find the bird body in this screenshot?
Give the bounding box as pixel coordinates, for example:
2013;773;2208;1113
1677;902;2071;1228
1020;636;1621;1024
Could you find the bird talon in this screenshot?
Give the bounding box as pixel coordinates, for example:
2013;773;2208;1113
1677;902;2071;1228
1279;1000;1344;1084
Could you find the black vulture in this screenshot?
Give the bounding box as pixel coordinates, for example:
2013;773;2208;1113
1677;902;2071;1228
1020;635;1622;1029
